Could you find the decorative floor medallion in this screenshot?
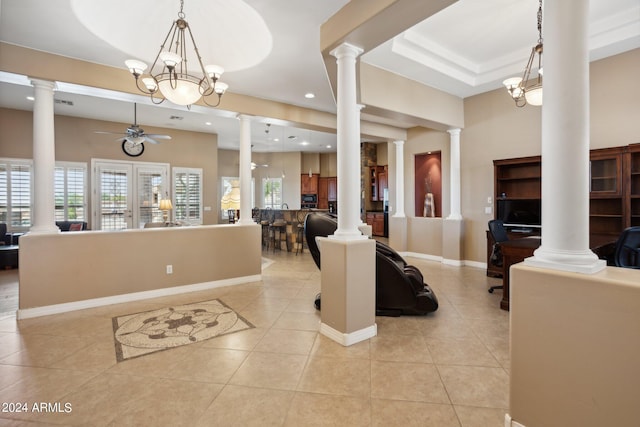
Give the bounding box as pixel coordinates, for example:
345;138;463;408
112;299;254;362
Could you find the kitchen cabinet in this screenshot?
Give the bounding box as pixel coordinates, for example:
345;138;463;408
301;174;319;194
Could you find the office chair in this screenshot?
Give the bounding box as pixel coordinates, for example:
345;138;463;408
613;226;640;269
488;219;509;293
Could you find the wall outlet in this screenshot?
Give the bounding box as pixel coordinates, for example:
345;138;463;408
166;265;173;274
487;196;492;204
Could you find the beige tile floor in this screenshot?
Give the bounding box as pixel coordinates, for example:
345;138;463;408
0;248;508;426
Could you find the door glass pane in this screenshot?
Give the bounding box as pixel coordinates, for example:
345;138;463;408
137;170;164;227
100;169;129;231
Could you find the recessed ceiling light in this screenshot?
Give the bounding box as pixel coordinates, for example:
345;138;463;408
304;93;315;99
26;96;35;101
274;138;279;142
205;121;212;126
300;141;309;146
326;145;332;149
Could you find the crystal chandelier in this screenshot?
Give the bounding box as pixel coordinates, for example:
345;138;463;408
124;0;228;107
503;0;543;107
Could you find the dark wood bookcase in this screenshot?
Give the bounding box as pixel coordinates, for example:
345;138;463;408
628;143;640;227
488;144;639;275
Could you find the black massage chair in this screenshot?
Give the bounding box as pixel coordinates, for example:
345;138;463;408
304;212;438;316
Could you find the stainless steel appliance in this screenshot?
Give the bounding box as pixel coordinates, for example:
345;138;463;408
301;194;317;209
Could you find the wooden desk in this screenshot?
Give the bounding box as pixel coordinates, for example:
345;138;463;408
499;237;541;311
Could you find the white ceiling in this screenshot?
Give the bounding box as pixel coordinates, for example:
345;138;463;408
0;0;638;152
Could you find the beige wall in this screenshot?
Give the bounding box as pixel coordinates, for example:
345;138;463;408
460;48;640;263
19;224;262;311
510;264;640;427
0;108;220;227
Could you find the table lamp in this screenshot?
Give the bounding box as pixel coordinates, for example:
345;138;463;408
159;198;173;223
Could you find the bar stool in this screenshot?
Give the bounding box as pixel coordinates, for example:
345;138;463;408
270;218;286;252
296;210;307;255
260;209;273;250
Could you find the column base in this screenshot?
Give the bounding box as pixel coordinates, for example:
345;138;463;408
317;237;376;346
28;226;61;235
319;322;377;347
525;246;606;274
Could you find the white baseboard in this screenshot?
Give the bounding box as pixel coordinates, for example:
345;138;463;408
464;259;487;269
504;413;527;427
400;252;443;263
16;274;262;320
401;251;487;270
320;322;377;346
442;258;464;266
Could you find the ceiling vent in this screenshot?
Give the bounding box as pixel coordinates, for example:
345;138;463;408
54;99;74;106
170;115;184;120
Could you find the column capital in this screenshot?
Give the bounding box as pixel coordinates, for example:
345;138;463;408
29;78;56;91
330;42;364;59
393;140;405;147
236;114;253;122
447;128;461;137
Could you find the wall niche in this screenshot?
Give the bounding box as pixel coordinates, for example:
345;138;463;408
415;152;442;217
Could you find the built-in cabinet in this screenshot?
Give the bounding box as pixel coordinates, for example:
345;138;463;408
370;166;387;201
317;177;337;209
630;144;640;227
489;144;640;274
366;212;385;237
589;147;625;245
301;174;319;194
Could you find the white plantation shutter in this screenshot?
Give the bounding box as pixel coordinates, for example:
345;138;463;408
54;163;87;221
173;167;202;224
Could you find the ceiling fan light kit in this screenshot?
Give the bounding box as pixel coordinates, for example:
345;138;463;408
124;0;228;107
503;0;544;107
95;103;171;156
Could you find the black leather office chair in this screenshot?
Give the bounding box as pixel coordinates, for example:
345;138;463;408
613;226;640;269
304;212;438;316
488;219;509;293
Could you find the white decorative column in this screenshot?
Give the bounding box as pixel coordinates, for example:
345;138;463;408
319;42;376;347
446;129;462;220
389;140;408;251
442;128;464;265
331;43;367;241
29;78;59;234
237;114;254;225
526;0;603;273
392;140;406;218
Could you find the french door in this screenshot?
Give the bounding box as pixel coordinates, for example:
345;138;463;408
92;160;169;230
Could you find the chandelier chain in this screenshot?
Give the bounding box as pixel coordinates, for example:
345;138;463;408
536;0;543;44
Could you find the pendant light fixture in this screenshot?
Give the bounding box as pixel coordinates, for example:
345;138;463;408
124;0;228;107
503;0;544;107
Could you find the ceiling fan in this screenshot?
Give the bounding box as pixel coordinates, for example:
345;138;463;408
94;103;172;146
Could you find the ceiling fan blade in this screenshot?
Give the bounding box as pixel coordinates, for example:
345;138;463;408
145;134;172;140
125;136;146;145
144;137;160;145
95;130;125;135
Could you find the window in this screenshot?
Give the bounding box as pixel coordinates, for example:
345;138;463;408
0;159;32;231
263;177;282;209
173;167;203;225
55;162;87;222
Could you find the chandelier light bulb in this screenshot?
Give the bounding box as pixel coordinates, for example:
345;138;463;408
214;82;229;95
142;78;157;92
205;64;224;79
125;59;147;76
159;51;182;68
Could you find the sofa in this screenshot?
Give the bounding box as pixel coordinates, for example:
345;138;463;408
304;212;439;316
56;221;88;231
